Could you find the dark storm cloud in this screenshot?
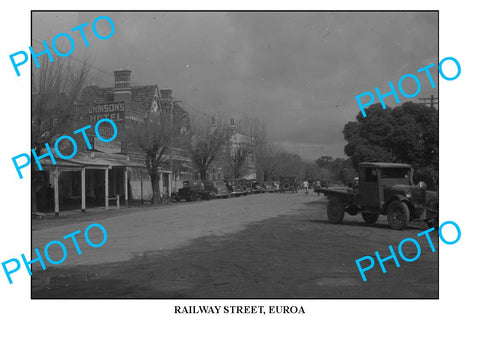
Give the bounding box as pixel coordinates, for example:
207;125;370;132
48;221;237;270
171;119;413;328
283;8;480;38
33;11;438;160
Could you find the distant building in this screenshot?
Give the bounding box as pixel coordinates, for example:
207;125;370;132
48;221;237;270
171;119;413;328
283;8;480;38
227;118;256;180
202;118;256;181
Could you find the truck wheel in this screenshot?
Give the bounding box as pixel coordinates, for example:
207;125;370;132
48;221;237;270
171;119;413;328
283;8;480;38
427;219;439;230
387;201;410;230
362;213;379;224
190;193;197;202
327;197;345;224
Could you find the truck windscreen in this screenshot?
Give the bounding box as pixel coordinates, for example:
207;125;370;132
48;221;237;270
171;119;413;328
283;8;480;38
380;168;410;179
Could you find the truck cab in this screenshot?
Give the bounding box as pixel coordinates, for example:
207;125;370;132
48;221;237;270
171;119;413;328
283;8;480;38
358;163;412;209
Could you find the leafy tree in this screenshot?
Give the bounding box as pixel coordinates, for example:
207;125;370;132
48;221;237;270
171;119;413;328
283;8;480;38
343;102;438;189
315;156;334;168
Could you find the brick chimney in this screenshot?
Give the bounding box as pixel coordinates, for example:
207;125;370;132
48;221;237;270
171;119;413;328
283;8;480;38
113;68;131;107
160;89;172;100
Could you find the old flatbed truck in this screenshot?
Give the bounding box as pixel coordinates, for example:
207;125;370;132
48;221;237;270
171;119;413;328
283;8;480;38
320;162;438;230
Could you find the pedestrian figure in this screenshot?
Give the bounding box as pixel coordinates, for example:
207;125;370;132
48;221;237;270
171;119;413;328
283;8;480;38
315;178;321;196
303;180;309;195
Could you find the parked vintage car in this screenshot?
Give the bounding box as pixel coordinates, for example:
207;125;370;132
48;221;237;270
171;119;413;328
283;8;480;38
211;181;230;198
279;177;297;193
171;180;215;202
264;181;277;193
248;180;265;194
225;179;248;196
320;162;439;230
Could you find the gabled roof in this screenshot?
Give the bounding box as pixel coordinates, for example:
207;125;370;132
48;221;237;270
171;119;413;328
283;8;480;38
77;85;159;115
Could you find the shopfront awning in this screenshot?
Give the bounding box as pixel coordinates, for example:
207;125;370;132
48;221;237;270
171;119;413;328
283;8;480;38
37;151;146;170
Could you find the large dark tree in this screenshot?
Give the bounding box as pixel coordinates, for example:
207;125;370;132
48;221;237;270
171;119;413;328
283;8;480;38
343;102;439;189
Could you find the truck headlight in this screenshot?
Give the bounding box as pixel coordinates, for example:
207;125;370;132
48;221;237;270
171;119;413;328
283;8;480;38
406;193;412;199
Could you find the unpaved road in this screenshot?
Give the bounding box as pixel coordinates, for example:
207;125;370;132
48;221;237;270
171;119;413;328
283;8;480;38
32;192;438;298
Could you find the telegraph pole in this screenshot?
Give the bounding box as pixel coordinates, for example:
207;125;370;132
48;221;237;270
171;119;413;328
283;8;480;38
169;97;181;195
419;94;438;108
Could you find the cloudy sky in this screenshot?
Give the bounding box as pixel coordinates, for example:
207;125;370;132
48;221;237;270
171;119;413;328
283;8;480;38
33;11;438;160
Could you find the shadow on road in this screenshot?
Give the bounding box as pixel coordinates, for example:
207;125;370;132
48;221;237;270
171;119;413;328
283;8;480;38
32;197;438;299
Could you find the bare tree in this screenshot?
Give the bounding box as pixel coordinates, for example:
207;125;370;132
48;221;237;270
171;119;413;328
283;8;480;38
272;150;303;179
225;146;252;179
126;112;171;204
190;115;230;180
31;56;91;213
32;56;91;153
255;142;281;181
235;115;267;149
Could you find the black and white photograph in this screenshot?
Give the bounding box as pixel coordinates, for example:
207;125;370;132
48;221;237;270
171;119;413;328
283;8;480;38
29;11;440;299
4;0;480;338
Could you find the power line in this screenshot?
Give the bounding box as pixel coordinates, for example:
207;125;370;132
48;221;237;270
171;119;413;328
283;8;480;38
31;38;145;88
31;39;227;118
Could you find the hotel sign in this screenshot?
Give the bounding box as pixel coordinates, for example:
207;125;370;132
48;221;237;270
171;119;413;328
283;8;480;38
76;102;125;123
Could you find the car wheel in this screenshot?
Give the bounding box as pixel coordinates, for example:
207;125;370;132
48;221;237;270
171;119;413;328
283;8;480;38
327;197;345;224
362;212;379;224
387;201;410;230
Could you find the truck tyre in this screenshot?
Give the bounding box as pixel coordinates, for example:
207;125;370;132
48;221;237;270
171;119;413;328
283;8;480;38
327;197;345;224
362;213;379;224
190;193;197;202
387;201;410;230
427;218;439;230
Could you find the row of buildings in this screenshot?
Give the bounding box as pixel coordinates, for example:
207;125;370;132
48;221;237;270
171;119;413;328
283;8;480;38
33;68;256;215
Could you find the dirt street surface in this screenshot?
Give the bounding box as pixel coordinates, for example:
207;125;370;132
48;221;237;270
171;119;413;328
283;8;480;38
32;193;438;298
